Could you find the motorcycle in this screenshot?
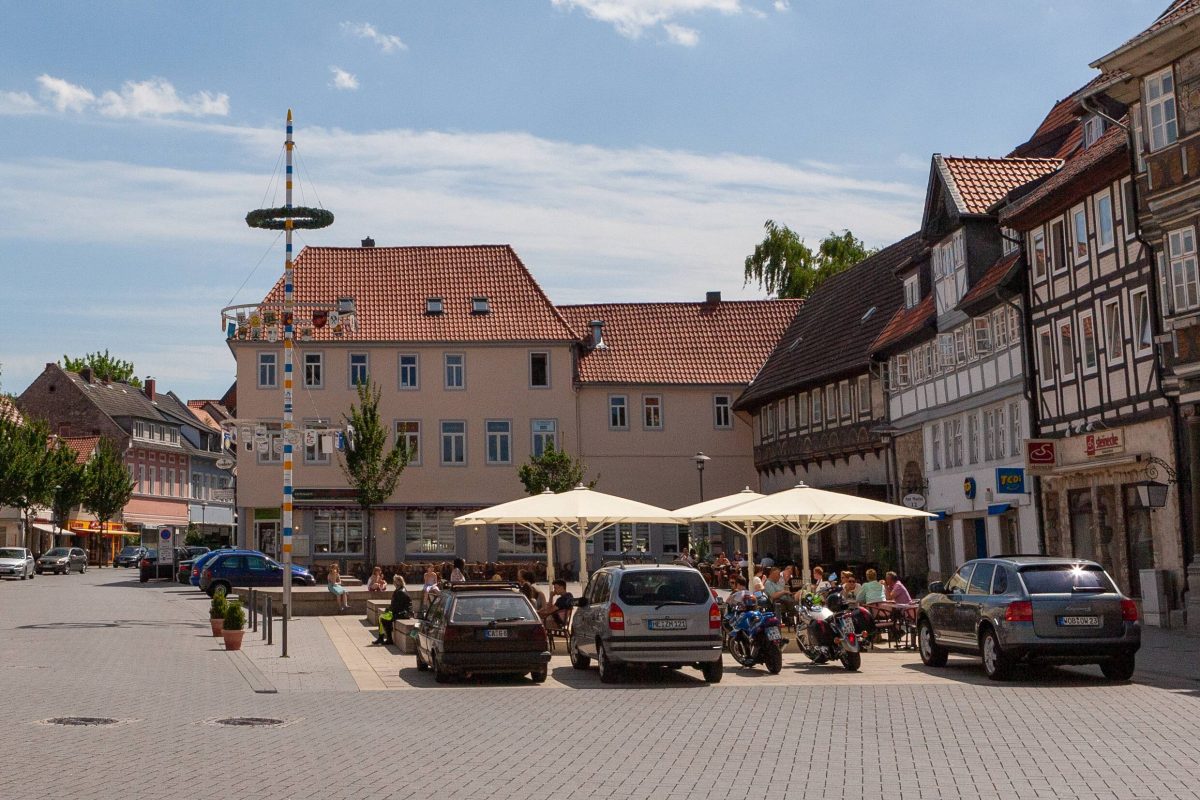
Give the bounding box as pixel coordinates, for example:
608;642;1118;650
795;592;865;672
724;591;787;674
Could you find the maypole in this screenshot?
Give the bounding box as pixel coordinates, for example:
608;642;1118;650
244;110;333;656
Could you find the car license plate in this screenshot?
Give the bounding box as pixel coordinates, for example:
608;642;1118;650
766;626;781;641
648;619;686;630
1058;616;1100;627
483;628;509;639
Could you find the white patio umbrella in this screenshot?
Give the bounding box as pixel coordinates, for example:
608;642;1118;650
672;487;764;582
688;482;936;588
454;485;683;586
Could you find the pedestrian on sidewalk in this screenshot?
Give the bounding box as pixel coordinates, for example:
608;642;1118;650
327;563;350;613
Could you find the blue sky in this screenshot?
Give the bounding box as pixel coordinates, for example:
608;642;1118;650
0;0;1161;401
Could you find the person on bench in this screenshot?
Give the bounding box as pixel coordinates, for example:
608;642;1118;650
372;575;413;646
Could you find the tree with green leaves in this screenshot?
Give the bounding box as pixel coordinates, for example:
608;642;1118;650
61;350;142;387
0;416;59;550
338;378;411;568
83;437;133;561
743;222;877;299
517;441;596;495
48;444;88;539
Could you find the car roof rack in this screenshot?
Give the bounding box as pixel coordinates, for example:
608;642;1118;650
447;581;521;591
599;558;663;568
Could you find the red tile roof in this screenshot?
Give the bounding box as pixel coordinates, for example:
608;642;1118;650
870;295;935;355
1009;95;1083;160
958;251;1022;312
940;156;1062;215
257;245;578;343
58;436;99;464
558;299;802;385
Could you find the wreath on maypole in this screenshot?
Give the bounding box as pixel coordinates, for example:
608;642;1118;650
245;206;334;230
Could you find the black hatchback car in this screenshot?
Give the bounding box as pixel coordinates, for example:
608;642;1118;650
415;583;551;684
917;556;1140;681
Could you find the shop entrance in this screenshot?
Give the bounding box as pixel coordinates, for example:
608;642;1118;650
256;521;279;560
962;517;987;560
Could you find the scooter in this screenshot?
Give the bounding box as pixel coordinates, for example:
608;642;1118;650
795;592;864;672
725;592;787;674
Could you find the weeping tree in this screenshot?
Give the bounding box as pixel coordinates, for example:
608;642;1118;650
743;223;876;299
339;378;411;570
83;437;133;562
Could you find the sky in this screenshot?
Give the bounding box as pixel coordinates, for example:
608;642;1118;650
0;0;1164;401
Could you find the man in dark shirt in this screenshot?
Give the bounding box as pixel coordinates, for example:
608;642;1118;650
540;579;574;627
373;575;413;645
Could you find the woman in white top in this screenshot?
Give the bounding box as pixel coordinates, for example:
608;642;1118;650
450;557;468;583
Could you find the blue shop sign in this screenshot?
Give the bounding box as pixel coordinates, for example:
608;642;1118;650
996;467;1026;495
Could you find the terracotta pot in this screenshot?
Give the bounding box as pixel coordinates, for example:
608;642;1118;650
210;618;224;636
222;628;245;651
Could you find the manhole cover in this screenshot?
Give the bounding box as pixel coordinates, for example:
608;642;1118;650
213;717;285;727
43;717;120;726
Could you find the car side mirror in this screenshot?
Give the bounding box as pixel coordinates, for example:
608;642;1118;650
928;581;945;595
575;596;589;608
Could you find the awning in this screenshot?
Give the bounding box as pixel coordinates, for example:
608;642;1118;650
1050;454;1142;475
31;523;70;536
987;503;1011;516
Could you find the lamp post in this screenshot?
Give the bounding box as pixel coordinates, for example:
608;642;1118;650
52;485;62;547
693;452;711;502
200;501;207;539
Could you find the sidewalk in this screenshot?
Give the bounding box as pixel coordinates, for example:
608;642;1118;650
1133;624;1200;689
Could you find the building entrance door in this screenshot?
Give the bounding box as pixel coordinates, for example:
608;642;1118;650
256;521;279;560
974;518;988;558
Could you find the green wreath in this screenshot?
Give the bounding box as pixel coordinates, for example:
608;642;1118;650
245;206;335;230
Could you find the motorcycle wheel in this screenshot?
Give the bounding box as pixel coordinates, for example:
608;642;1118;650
840;650;861;672
729;634;754;668
763;641;783;674
798;628;828;664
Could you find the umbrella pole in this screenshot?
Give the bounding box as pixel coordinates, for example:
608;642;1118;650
578;520;589;588
745;523;755;591
801;530;811;591
545;525;555;586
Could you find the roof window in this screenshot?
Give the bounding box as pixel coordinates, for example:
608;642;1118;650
861;306;877;322
426;297;444;315
471;296;490;314
1083;115;1106;148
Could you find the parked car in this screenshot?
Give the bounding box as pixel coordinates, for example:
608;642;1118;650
0;547;35;580
415;582;551;683
189;549;229;587
568;563;723;684
114;546;146;568
175;546;211;583
138;549;175;582
199;551;316;596
917;556;1141;681
36;547;87;575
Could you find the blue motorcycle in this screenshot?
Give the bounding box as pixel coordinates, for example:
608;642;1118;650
724;591;786;674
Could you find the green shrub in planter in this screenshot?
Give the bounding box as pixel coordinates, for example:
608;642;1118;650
209;594;228;620
223;599;247;631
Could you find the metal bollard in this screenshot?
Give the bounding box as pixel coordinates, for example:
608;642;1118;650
250;589;258;632
265;596;273;644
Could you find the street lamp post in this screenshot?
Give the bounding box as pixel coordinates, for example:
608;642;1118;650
693;452;711;501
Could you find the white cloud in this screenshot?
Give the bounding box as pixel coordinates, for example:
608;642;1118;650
37;74;95;112
341;21;407;53
0;90;41;115
663;23;700;46
329;66;360;91
97;78;229;118
773;0;789;11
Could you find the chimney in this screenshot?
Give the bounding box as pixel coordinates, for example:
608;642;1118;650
81;367;93;384
705;291;721;304
144;377;156;401
589;320;606;350
361;237;375;248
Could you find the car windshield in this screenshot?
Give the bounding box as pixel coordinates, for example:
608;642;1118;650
45;548;68;556
1019;564;1116;594
617;571;710;606
0;548;26;559
449;595;537;623
119;547;139;555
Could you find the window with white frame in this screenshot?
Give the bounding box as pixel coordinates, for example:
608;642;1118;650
1008;307;1020;345
440;421;466;465
485;420;511;464
903;274;920;309
811;390;823;425
1058;319;1076;378
825;386;837;421
396;420;420;464
609;395;628;429
602;522;650;554
1080;310;1098;372
1159;251;1173;317
532;419;557;457
1072;205;1089;264
1083;115;1106;148
497;524;547;556
943;420;955;469
993;309;1008;349
930;424;942;471
938;333;955;368
257;427;283;464
1095;191;1114;250
529;352;549;388
857;375;870;415
304;421;332;464
1145;67;1178;152
797;392;809;428
785;395;796;432
1122;179;1137;240
1001;226;1019;255
257;352;277;388
973;317;992;355
1169;226;1199;312
398;354;419;389
968;413;980;464
303;352;323;388
1131;102;1146;173
1008;402;1021;456
714;395;732;429
954;329;967;364
1132;289;1153;354
1050;219;1068;273
642;395;662;429
983;410;995;462
314;509;364;555
926;343;937;377
1102;298;1123;364
349;353;369;387
443;354;464;389
934;229;968;316
158;467;166;496
995;407;1007;459
951;418;963;467
137;464;145;493
1038;328;1055;385
1031;229;1048;280
839;381;851;418
404;508;455;555
764;403;775;438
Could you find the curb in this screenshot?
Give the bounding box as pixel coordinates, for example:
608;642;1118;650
228;649;278;694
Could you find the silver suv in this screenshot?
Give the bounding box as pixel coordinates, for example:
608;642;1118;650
917;556;1141;681
568;563;723;683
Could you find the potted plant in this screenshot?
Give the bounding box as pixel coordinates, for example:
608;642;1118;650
209;594;228;636
222;599;246;651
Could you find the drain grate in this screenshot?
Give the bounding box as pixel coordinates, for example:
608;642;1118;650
213;717;285;727
44;717;120;727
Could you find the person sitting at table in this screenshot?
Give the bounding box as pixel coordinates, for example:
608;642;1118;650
838;572;859;605
763;566;797;623
749;566;765;593
884;571;912;605
540;579;574;627
857;568;885;604
808;565;832;596
366;566;388;593
712;552;731;582
518;569;545;610
450;557;468;583
725;574;752;613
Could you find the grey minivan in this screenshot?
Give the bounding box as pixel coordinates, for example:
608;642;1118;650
568;564;723;683
917;556;1140;681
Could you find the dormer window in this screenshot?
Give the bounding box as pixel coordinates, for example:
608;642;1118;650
1082;115;1106;148
426;297;443;315
471;296;490;314
903;275;920;309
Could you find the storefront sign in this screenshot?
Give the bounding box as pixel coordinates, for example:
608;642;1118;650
1085;430;1124;458
995;468;1026;495
1026;439;1057;468
901;493;926;509
963;477;977;500
211;488;235;502
215;457;235;470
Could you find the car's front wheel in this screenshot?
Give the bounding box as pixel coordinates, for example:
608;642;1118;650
918;619;949;667
1100;652;1136;682
980;629;1011;681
